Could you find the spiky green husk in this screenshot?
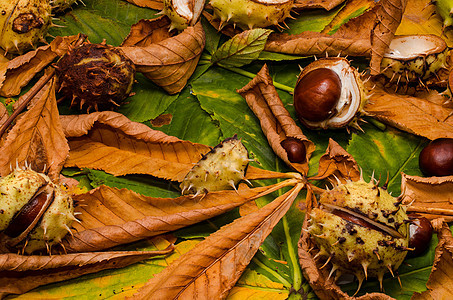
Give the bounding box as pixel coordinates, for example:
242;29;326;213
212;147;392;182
180;135;249;196
296;57;368;131
308;179;409;290
380;35;448;84
209;0;294;30
50;0;78;14
0;169;75;254
161;0;204;31
0;0;52;54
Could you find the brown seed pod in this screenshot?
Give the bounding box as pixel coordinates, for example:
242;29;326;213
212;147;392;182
56;42;136;113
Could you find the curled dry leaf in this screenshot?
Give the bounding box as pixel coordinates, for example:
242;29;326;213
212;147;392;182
63;179;299;253
61;111;208;182
0;248;174;298
369;0;408;75
298;192;396;300
365;85;453;140
0;70;69;181
309;138;361;183
0;35;81;97
119;16;205;94
238;64;315;175
401;173;453;221
131;183;304;299
412;223;453;299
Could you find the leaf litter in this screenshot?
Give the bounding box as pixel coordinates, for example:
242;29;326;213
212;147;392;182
0;0;451;298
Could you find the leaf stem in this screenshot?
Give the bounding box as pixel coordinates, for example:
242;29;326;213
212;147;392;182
282;215;303;290
0;68;56;139
252;257;292;288
220;65;295;94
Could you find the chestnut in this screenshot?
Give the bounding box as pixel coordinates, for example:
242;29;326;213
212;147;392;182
419;138;453;177
294;67;342;122
4;191;50;238
280;137;306;163
407;214;433;257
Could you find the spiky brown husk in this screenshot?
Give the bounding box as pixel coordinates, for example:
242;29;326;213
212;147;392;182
56;42;136;113
0;0;52;54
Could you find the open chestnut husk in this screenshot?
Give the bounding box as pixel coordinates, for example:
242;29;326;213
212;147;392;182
419;138;453;177
294;57;368;130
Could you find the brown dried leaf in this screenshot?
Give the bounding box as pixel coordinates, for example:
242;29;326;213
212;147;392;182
265;0;406;64
0;248;173;298
120;17;205;94
123;0;163;10
237;64;315;175
121;17;173;47
63;179;299;252
130;183;304;299
401;173;453;221
0;35;81;97
294;0;346;11
0;70;69;181
298;192;395;300
412;224;453;299
365;86;453;140
310;138;360;183
321;0;376;34
369;0;408;75
61;111;208;181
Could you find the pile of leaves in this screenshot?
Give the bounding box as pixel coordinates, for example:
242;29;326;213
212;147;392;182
0;0;452;299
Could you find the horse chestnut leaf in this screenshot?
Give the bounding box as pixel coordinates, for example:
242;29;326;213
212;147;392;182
280;137;306;163
407;214;433;257
294;67;342;122
419;138;453;177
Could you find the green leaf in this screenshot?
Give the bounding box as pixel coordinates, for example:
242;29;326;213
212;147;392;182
347;125;425;195
211;29;273;68
118;74;179;123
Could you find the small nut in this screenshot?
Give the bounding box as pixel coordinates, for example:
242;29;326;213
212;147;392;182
294;68;342;122
419;138;453;177
407;214;433;257
280;137;306;163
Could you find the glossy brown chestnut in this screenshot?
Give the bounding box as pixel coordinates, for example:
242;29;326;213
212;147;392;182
4;191;50;238
280;137;306;163
294;67;342;122
419;138;453;177
407;214;433;257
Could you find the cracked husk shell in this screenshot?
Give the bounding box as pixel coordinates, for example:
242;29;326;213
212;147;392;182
209;0;294;30
380;35;448;84
162;0;204;31
0;0;52;54
307;179;409;293
0;168;75;254
294;57;368;130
